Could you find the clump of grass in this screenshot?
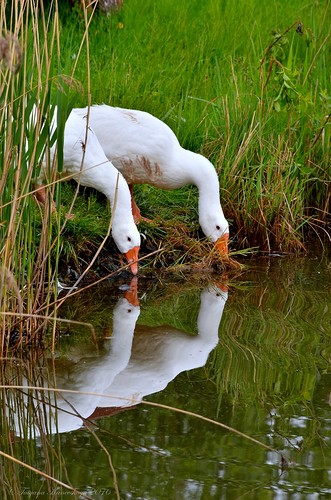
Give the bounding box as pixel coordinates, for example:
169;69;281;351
145;218;241;273
205;18;331;252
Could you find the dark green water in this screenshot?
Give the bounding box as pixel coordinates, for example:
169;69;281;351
3;254;331;499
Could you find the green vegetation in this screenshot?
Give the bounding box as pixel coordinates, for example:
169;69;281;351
62;0;330;254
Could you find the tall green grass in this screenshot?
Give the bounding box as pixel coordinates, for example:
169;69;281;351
58;0;330;253
0;2;96;493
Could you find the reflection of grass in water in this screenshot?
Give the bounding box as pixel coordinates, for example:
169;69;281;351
207;257;331;407
1;354;79;498
2;358;289;500
56;277;214;341
138;282;203;334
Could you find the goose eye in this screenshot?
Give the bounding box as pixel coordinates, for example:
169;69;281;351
216;225;220;231
127;236;132;242
127;309;132;313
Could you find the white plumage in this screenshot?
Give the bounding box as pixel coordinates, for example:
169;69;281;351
37;109;140;274
74;105;230;255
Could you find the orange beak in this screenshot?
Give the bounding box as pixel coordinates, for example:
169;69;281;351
124;246;140;275
214;282;228;293
215;233;229;256
124;277;139;306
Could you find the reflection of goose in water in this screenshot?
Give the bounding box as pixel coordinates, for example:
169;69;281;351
50;288;141;434
98;283;228;410
13;280;227;436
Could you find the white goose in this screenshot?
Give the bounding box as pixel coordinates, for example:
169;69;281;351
36;109;140;274
74;105;230;256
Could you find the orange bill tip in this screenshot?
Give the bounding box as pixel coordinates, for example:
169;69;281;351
215;233;229;256
124;277;139;306
215;282;228;293
125;246;140;275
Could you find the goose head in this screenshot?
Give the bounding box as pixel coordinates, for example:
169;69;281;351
199;206;230;256
188;153;230;256
112;219;140;275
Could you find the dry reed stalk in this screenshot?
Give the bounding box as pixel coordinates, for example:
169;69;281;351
0;1;68;352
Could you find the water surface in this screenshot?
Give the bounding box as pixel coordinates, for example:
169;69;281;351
3;254;331;499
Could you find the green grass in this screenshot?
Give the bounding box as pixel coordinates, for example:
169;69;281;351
56;0;330;255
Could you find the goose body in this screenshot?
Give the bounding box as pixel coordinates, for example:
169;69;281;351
74;105;229;255
38;109;140;274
